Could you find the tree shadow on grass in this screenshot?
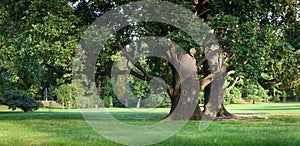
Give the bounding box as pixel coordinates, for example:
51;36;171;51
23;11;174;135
0;111;84;120
0;110;167;121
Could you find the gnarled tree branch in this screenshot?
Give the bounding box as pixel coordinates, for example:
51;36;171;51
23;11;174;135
200;67;227;90
110;42;172;95
258;77;283;89
226;76;239;92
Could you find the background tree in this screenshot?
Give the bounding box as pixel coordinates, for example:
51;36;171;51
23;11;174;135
204;0;299;112
0;0;81;111
55;84;74;109
0;0;299;116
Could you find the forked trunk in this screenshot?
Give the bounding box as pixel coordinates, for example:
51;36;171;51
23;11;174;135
164;48;202;120
202;43;230;118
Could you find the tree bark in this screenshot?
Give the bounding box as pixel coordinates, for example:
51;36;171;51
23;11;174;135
217;103;233;117
136;96;142;108
203;84;232;117
164;49;202;120
202;43;230;118
125;97;128;108
165;83;202;120
203;79;231;117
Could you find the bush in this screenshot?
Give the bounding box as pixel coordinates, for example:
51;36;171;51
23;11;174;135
103;96;113;108
0;90;42;112
224;87;242;104
246;83;272;104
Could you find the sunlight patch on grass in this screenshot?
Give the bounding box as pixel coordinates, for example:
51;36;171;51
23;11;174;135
0;103;299;145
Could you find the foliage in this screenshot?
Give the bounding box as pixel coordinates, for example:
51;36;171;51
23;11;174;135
0;0;81;98
246;81;272;103
75;95;101;108
224;87;242;104
198;91;205;104
56;76;101;108
102;79;122;107
0;90;42;112
102;95;113;108
0;0;82;108
73;78;101;108
103;52;171;108
102;74;171;108
209;0;299;92
0;0;299;117
224;77;272;104
55;84;75;108
224;76;243;104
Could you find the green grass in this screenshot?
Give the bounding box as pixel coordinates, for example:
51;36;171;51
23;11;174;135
0;103;299;146
226;102;300;115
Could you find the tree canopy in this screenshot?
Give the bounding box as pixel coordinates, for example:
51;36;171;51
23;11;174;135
0;0;299;115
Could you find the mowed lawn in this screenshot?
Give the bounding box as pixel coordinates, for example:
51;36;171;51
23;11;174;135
0;103;299;146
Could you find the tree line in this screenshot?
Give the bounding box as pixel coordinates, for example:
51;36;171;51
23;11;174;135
0;0;299;119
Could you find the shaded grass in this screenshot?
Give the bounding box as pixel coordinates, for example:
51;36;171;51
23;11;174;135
160;117;300;146
0;103;299;145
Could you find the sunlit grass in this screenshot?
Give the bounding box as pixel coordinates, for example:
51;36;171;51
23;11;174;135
226;102;300;115
0;103;299;145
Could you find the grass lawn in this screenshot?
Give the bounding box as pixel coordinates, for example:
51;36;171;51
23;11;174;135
0;103;299;146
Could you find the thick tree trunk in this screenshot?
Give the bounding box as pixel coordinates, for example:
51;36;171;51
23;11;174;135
164;44;230;120
204;84;232;117
194;0;232;119
217;103;233;117
166;90;203;120
202;43;230;118
190;103;203;120
164;48;202;120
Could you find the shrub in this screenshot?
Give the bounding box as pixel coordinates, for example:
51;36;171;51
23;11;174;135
103;96;113;108
224;87;242;104
247;83;272;104
1;90;42;112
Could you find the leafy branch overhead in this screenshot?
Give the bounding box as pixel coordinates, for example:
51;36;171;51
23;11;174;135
0;0;299;114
